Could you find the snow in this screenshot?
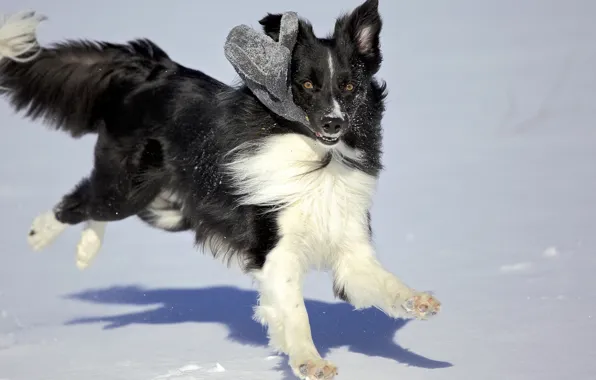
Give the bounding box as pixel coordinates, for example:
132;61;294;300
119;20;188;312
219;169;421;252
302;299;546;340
542;247;559;258
1;0;596;379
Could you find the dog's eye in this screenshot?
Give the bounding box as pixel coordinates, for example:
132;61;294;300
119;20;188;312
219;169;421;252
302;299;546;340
303;81;314;89
345;83;355;91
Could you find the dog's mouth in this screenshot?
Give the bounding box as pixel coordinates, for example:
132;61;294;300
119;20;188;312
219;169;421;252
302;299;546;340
315;132;340;146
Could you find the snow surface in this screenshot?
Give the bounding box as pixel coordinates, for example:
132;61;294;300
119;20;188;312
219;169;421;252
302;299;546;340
1;0;596;379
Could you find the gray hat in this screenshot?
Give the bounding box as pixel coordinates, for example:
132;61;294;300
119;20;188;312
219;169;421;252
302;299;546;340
224;12;310;129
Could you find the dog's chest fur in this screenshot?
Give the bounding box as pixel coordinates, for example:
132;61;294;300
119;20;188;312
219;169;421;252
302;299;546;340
227;134;377;266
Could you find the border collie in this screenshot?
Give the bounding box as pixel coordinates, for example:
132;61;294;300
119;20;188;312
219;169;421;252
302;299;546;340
0;0;440;378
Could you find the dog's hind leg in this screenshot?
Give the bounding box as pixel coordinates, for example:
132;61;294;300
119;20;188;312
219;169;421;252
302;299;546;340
29;175;160;268
28;211;105;270
28;173;157;268
28;138;164;268
28;175;94;252
27;183;88;257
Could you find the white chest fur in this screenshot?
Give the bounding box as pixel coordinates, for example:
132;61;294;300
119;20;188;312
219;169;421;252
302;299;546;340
226;134;377;266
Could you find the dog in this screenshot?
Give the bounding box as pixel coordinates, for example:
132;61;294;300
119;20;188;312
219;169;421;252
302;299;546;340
0;0;440;378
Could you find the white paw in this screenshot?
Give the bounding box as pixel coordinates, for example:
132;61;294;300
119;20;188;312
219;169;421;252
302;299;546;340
402;292;441;320
293;358;338;380
76;222;106;270
27;211;67;251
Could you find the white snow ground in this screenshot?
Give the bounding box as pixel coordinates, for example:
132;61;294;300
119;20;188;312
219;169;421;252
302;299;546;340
1;0;596;379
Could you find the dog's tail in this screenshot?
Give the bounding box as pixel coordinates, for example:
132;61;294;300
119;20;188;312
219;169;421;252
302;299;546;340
0;10;176;138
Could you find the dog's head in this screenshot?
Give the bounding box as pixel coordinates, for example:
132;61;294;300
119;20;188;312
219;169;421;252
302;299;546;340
259;0;383;146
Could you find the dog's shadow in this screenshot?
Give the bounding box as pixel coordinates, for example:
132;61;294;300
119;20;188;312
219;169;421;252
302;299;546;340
64;285;452;374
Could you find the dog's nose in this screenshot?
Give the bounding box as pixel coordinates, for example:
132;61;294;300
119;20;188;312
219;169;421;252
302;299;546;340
321;117;347;135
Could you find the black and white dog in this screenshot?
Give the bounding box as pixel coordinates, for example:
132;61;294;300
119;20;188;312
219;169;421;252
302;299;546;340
0;0;440;378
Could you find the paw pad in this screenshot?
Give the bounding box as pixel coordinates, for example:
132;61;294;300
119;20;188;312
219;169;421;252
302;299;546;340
402;293;441;320
296;359;337;380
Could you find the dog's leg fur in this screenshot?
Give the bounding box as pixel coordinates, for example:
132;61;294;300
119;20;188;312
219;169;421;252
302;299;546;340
332;239;441;320
27;210;68;251
253;238;338;380
75;220;107;269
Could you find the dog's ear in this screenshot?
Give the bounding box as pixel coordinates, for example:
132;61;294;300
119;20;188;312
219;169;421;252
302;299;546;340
259;13;283;41
335;0;383;72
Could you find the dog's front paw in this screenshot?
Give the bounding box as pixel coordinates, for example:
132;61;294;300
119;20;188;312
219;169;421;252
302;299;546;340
293;358;338;380
402;292;441;320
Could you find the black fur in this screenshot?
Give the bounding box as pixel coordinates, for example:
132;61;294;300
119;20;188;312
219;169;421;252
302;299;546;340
1;0;387;273
0;38;174;138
